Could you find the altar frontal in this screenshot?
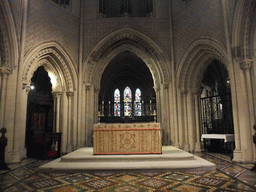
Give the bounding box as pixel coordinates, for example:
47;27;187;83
93;123;162;155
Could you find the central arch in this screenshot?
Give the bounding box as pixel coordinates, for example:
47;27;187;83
82;27;172;146
83;27;171;88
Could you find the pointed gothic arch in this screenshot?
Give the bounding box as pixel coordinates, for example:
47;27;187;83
83;27;171;89
0;0;19;69
22;42;77;92
22;41;78;154
82;27;172;146
177;38;229;92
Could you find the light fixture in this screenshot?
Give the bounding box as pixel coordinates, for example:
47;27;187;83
30;85;35;90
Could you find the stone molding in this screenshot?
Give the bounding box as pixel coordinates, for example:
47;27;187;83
66;91;74;98
240;59;253;71
0;67;12;77
83;27;171;89
177;40;228;92
52;91;63;98
242;0;255;59
23;44;77;92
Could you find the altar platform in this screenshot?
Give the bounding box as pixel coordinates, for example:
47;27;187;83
39;146;216;172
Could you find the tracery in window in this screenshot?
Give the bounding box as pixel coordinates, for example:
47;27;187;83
124;87;132;117
114;89;121;117
135;88;142;116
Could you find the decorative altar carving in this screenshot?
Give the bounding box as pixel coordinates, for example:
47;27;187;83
93;123;162;155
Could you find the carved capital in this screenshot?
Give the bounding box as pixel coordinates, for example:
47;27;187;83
66;91;74;98
25;85;31;95
85;85;91;91
0;67;12;78
240;59;253;71
180;88;188;95
52;91;63;98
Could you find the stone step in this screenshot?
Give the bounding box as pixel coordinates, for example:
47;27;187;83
39;146;216;172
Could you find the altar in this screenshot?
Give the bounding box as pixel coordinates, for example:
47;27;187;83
93;122;162;155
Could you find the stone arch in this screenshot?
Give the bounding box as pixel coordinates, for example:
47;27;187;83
83;27;171;89
23;42;77;92
232;0;256;59
0;0;19;69
177;38;229;92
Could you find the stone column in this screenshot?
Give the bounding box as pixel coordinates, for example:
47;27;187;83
192;88;202;152
240;59;255;161
52;91;63;133
154;85;161;122
0;67;11;128
181;89;190;151
85;86;91;146
66;91;74;153
94;87;100;123
187;90;196;152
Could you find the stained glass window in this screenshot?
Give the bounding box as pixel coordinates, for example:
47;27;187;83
114;89;120;116
124;87;132;116
135;88;142;116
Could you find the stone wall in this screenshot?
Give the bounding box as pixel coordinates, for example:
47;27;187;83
25;0;79;68
172;0;226;68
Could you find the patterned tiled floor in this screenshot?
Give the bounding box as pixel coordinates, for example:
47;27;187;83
1;152;256;192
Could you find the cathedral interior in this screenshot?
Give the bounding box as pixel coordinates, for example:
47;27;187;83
0;0;256;191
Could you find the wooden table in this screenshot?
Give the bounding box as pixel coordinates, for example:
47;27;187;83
93;123;162;155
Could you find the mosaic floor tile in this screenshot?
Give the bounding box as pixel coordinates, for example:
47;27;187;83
91;171;118;177
190;176;229;188
42;172;73;178
137;178;173;189
110;173;144;183
42;184;91;192
58;173;95;184
166;183;211;192
223;165;245;176
139;171;164;177
160;172;195;182
0;172;20;189
77;178;117;190
2;151;256;191
22;178;66;190
9;167;34;179
107;184;148;192
221;179;256;191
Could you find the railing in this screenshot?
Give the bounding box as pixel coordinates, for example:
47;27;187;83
201;94;234;134
99;100;157;123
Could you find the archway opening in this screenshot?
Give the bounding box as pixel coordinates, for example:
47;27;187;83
99;52;156;123
201;60;234;154
25;66;54;159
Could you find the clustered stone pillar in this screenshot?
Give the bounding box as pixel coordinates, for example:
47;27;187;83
52;91;63;133
193;88;202;152
0;67;11;128
85;86;91;146
66;91;74;153
240;59;255;161
181;89;190;151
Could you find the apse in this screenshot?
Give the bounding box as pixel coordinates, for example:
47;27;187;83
99;52;156;123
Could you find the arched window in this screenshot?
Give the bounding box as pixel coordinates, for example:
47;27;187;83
124;87;132;116
135;88;142;116
99;0;153;18
114;89;121;116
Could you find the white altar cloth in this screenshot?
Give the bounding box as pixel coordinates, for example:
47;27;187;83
201;134;234;143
